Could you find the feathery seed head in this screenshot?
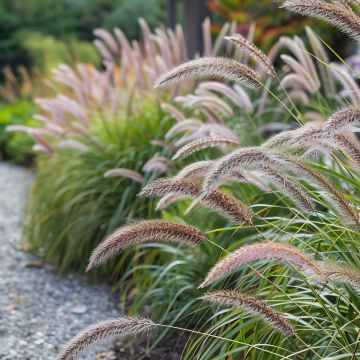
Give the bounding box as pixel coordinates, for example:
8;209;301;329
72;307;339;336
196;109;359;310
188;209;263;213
139;178;253;224
155;193;190;210
260;165;315;213
203;147;273;195
282;0;360;40
56;316;157;360
323;107;360;133
224;34;276;77
199;242;322;288
154;57;262;89
87;220;204;271
319;261;360;294
333;132;360;170
200;291;295;336
172;137;240;161
281;157;360;228
103;168;144;183
175;160;213;180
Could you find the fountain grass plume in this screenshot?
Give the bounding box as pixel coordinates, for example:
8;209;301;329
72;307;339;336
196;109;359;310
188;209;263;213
200;290;295;336
323;107;360;133
172;137;240;160
175;160;214;180
280;156;360;228
203;147;278;196
260;165;315;213
224;34;276;77
334;132;360;169
154;57;262;89
199;241;323;288
103;168;144;183
87;220;205;271
282;0;360;40
139;178;253;224
56;316;157;360
320;261;360;294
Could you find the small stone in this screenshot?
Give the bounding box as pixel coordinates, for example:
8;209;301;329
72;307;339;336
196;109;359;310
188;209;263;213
70;305;87;314
34;338;45;345
25;260;43;268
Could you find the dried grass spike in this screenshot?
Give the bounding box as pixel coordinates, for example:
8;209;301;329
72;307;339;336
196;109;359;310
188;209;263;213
284;157;360;228
154;57;261;89
161;103;185;122
225;34;276;77
139;178;253;224
103;168;144;183
56;316;157;360
175;160;213;180
156;193;189;210
200;291;295;336
334;132;360;169
165;119;202;139
260;166;315;213
320;262;360;294
87;220;204;270
282;0;360;40
323;107;360;133
203;147;271;195
172;137;240;160
199;242;322;288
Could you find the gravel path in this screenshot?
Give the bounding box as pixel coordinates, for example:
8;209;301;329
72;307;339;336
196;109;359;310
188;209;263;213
0;163;118;360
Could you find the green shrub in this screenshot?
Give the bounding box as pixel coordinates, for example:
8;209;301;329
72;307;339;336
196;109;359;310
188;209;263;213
24;103;170;275
81;24;360;360
0;0;165;70
17;30;100;76
0;101;36;164
104;0;165;40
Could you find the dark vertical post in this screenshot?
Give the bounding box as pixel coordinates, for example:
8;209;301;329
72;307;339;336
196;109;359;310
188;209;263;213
184;0;212;57
166;0;177;29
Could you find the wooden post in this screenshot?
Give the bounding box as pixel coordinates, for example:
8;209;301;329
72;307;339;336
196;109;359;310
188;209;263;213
166;0;212;57
184;0;212;57
166;0;177;29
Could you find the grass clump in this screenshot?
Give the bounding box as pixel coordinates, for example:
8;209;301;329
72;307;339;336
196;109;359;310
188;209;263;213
12;8;358;360
24;105;168;275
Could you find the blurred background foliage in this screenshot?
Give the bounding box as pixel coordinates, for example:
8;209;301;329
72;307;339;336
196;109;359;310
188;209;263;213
25;101;169;276
0;100;35;164
0;0;348;78
0;0;358;358
0;0;165;71
208;0;351;53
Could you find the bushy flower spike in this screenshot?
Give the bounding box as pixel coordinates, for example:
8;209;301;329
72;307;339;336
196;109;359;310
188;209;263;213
200;291;295;336
154;57;262;89
319;262;360;294
139;178;253;224
277;156;360;228
172;137;240;161
175;161;214;180
87;220;204;271
260;165;315;213
199;242;323;288
323;107;360;133
103;168;144;183
203;147;277;195
165;119;202;139
56;316;157;360
224;34;276;77
335;133;360;169
282;0;360;40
